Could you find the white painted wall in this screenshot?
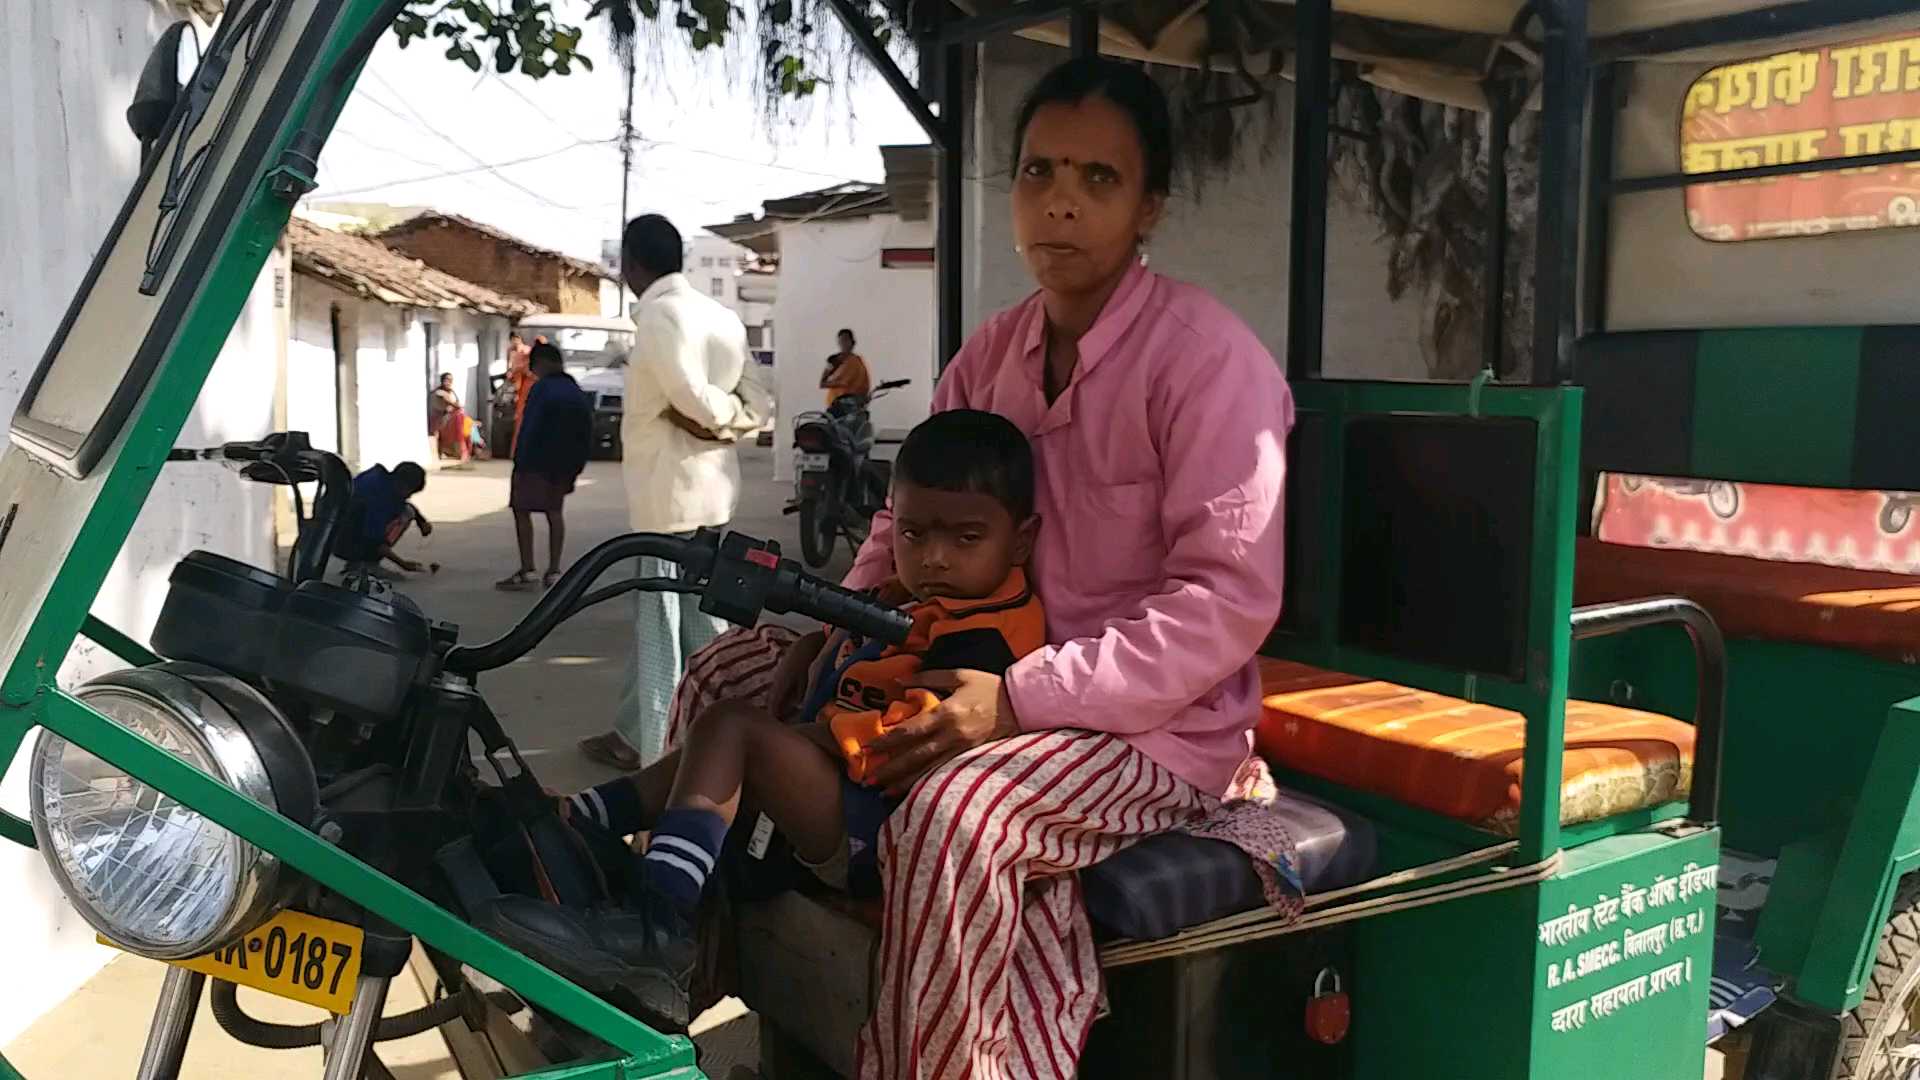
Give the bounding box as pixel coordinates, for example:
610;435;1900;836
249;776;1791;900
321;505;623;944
290;277;509;475
0;2;287;1042
965;38;1428;381
771;214;937;480
288;280;346;457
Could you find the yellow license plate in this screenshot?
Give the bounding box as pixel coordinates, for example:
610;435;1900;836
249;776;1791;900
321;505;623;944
101;909;365;1015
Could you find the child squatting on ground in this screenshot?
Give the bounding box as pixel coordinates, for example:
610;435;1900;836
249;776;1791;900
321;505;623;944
482;408;1046;1027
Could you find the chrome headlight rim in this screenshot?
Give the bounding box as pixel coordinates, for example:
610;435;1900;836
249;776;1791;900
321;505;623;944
29;663;307;961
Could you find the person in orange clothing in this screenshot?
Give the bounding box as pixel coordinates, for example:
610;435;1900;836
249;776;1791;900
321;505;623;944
491;410;1041;1028
820;328;871;407
505;331;536;456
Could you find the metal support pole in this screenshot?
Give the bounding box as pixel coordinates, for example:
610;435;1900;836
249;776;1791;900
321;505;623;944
1529;0;1589;386
320;974;392;1080
1571;597;1727;825
1070;3;1099;57
617;42;637;315
935;39;966;369
1286;0;1331;381
1482;78;1513;380
825;0;945;146
1580;62;1617;338
135;968;204;1080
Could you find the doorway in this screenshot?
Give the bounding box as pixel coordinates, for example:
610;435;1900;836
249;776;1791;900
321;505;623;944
331;303;360;468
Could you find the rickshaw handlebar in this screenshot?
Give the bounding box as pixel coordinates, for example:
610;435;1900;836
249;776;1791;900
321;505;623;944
169;435;353;584
1569;597;1727;827
442;530;911;675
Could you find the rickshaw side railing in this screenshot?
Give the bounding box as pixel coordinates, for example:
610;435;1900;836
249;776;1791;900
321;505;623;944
1267;379;1586;866
1569;597;1728;826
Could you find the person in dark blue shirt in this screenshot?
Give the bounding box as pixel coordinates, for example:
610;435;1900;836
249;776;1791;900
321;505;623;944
334;461;430;575
499;342;593;590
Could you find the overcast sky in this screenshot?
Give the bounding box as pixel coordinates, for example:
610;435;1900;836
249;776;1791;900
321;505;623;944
303;21;928;261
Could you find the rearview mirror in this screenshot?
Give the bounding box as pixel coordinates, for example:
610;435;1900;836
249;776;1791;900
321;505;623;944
127;21;196;162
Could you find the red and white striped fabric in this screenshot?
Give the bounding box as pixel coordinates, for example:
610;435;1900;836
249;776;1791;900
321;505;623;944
663;625;799;750
668;632;1231;1078
856;730;1208;1080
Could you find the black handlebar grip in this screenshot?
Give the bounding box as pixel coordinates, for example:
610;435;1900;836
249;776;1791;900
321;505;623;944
789;574;912;646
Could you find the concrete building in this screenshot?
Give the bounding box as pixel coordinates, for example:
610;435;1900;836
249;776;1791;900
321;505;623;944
714;177;936;480
285;218;542;472
685;233;779;359
380;211;620;317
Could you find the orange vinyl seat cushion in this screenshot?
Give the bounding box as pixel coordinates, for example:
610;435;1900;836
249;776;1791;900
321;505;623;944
1576;537;1920;664
1254;658;1695;834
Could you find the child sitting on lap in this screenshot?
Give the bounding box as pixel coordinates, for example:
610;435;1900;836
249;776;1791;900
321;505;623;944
484;408;1044;1028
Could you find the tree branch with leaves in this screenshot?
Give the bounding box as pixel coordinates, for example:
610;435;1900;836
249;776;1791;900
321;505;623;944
391;0;906;105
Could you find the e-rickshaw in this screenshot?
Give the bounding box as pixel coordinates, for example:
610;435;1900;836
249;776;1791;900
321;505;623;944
2;1;1919;1079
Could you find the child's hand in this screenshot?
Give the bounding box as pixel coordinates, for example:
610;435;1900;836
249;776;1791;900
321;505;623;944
769;631;828;719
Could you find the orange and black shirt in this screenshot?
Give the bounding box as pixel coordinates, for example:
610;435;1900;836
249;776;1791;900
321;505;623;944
812;569;1046;726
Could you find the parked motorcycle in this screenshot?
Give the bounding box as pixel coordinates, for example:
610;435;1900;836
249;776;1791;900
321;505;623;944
787;379;911;568
34;433;908;1078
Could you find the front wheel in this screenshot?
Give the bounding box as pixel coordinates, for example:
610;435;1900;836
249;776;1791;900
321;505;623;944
1839;876;1920;1077
798;498;837;568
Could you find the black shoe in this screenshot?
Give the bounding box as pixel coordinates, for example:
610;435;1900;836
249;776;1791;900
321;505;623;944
477;892;698;1031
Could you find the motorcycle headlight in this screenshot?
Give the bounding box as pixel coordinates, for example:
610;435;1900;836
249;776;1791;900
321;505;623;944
30;664;317;960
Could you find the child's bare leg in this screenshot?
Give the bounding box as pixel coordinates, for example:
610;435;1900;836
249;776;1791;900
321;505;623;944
668;700;847;864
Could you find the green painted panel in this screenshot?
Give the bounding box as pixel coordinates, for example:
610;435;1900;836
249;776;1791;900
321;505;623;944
1691;328;1862;488
1277;380;1583;865
1571;632;1920;857
1351;829;1719;1080
1527;831;1720;1079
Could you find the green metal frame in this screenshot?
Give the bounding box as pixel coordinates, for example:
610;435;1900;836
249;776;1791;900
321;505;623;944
1263;381;1721;1080
0;2;698;1075
1271;379;1584;866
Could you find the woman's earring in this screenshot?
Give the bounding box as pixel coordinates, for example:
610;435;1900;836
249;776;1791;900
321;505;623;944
1014;243;1024;254
1138;246;1151;267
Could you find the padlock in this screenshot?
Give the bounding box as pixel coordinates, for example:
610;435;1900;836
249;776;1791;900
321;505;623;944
1305;967;1350;1045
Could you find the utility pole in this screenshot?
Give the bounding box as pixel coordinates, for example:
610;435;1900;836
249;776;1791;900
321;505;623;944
617;39;637;316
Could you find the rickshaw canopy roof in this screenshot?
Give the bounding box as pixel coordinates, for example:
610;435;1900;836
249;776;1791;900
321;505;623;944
975;0;1916;98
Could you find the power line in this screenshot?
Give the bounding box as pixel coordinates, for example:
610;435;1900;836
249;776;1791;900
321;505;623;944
358;74;609;214
486;72;601;144
638;138;875;185
307;137;619;200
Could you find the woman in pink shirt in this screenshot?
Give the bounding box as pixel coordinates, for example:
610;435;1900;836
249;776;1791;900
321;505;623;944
827;56;1295;1080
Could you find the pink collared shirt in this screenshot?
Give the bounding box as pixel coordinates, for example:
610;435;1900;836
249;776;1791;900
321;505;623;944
847;264;1294;796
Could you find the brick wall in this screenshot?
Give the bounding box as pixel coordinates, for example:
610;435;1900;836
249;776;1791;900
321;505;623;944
556;273;603;315
384;224;564;310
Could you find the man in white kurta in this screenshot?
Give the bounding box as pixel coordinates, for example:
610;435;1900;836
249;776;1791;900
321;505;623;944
579;214;770;770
